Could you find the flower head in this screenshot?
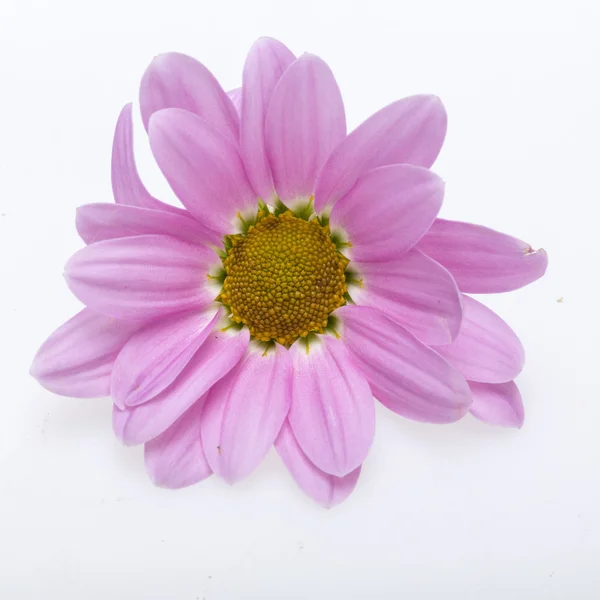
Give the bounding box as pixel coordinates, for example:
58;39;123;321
30;37;547;507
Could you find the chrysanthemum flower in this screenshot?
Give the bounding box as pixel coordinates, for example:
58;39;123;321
30;38;547;507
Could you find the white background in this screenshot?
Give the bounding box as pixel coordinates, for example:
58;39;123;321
1;0;599;598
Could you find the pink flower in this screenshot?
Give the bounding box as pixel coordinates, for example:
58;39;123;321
30;38;547;508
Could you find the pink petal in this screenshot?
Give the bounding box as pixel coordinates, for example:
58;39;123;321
30;308;141;398
265;53;346;203
353;249;462;345
227;88;242;114
417;219;548;293
76;203;219;246
314;95;447;211
111;104;184;214
65;234;217;321
111;310;220;409
241;37;295;202
114;327;250;445
275;420;361;508
434;295;525;384
337;305;472;423
469;381;525;429
139;52;239;142
144;402;212;488
329;165;444;261
149;108;256;236
287;336;375;477
201;344;292;484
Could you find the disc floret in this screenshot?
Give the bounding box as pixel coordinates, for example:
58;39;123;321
219;208;348;346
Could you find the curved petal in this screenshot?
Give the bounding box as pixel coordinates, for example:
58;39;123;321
111;104;183;214
139;52;239;142
469;380;524;429
265;53;346;203
149;108;256;236
201;344;292;484
329;165;444;261
227;88;242;114
76;203;219;246
144;401;212;488
434;295;525;384
353;249;462;345
417;218;548;293
275;421;361;508
337;305;472;423
30;308;140;398
65;234;217;321
111;310;220;409
241;37;295;202
287;336;375;478
114;327;250;445
315;95;447;211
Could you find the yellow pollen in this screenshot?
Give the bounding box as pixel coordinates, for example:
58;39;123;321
219;211;348;345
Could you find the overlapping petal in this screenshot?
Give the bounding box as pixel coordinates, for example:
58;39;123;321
418;219;548;293
265;53;346;203
144;402;212;488
329;165;444;261
76;203;218;246
227;88;242;114
30;309;141;398
111;103;183;214
434;295;525;384
315;95;447;211
287;337;375;477
149;108;256;235
139;52;239;142
114;327;249;445
65;234;218;321
469;381;524;428
275;421;361;508
111;310;220;408
337;305;472;423
201;344;292;484
353;249;462;345
241;37;295;202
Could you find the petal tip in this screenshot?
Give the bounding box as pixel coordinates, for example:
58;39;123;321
147;107;169;132
119;102;133;119
29;353;42;380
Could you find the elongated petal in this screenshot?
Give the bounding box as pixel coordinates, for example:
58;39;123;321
112;104;183;214
65;234;217;321
265;53;346;203
144;402;212;488
241;37;295;202
469;381;524;428
149;108;256;236
76;203;219;246
434;295;525;384
114;327;250;445
111;310;219;409
353;249;462;345
315;95;447;211
227;88;242;114
201;344;292;484
337;305;471;423
417;218;548;293
30;308;140;398
139;52;239;142
275;421;360;508
287;337;375;477
330;165;444;261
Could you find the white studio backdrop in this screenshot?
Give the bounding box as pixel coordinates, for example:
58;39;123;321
0;1;599;598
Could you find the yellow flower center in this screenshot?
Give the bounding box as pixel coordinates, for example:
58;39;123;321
219;211;348;345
